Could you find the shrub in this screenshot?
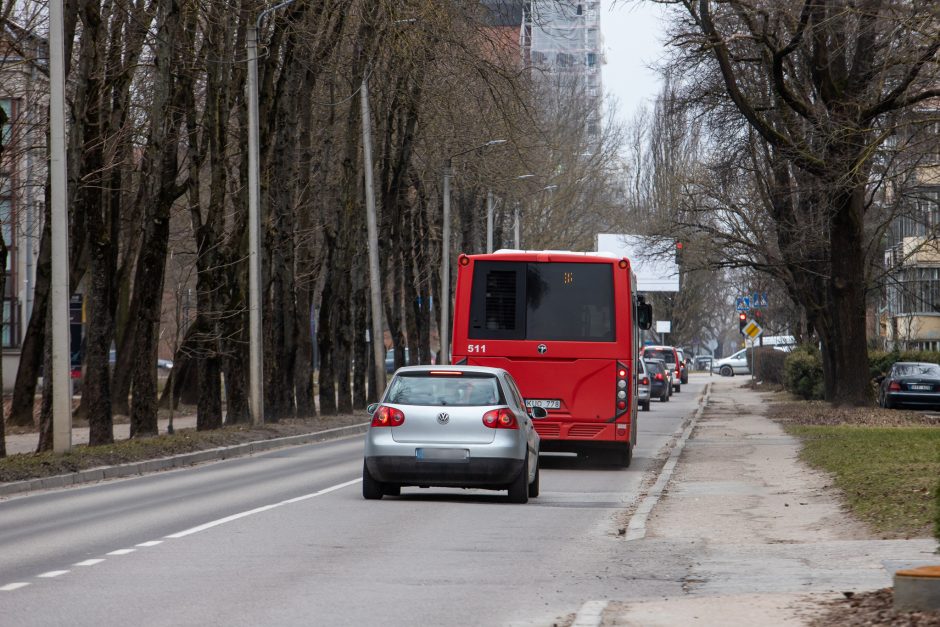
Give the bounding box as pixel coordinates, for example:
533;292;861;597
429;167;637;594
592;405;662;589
752;347;787;384
784;345;824;400
870;350;940;380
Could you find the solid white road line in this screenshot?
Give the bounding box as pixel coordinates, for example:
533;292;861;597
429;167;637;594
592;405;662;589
1;583;30;591
166;478;361;539
571;600;608;627
74;559;105;567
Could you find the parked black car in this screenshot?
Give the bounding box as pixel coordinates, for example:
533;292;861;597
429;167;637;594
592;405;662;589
644;358;672;402
877;362;940;409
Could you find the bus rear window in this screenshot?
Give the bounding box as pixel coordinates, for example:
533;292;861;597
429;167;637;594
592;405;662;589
469;261;614;342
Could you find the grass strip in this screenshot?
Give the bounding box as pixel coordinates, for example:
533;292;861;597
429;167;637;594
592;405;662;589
785;425;940;538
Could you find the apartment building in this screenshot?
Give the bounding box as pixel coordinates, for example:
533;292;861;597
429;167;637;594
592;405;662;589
883;114;940;350
0;21;47;388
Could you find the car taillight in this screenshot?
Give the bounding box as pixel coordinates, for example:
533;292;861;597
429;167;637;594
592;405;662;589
482;408;518;429
888;381;901;391
641;377;649;385
655;373;663;381
371;405;405;427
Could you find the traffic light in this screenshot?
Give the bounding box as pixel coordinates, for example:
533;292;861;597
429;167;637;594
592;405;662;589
675;241;683;265
738;312;747;334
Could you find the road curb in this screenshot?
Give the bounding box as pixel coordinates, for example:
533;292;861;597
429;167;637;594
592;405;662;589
0;422;369;498
623;382;711;541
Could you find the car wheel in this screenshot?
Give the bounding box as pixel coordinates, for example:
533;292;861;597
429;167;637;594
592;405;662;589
508;454;530;504
660;390;668;402
383;484;401;497
675;383;681;393
362;461;384;500
527;460;540;498
883;394;895;410
642;400;650;411
720;365;733;377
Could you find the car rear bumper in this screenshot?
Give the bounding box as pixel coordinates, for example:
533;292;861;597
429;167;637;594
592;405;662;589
366;455;524;488
886;391;940;407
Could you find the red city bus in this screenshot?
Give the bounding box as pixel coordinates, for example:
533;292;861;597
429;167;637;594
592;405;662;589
451;250;652;467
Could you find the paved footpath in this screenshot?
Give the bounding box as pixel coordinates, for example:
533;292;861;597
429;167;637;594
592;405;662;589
591;376;938;626
4;413;198;456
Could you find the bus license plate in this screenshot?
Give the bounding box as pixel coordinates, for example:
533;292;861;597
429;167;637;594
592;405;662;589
526;399;560;409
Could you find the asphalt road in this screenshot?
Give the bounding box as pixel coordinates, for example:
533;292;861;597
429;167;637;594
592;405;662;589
0;378;707;626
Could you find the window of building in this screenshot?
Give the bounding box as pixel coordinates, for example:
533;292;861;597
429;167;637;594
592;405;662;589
0;98;17;348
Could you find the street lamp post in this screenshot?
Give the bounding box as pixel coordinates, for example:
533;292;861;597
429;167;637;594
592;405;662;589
440;139;506;365
246;0;299;425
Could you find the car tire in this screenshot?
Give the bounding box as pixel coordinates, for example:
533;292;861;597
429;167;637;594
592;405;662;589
527;460;540;498
383;484;401;497
720;365;734;377
508;454;530;504
675;383;681;393
660;390;668;402
362;461;384;500
641;400;650;411
883;394;895;410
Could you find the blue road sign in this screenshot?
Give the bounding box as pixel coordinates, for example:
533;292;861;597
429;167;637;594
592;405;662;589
736;296;750;312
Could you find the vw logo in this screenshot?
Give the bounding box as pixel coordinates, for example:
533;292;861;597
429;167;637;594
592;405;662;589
537;344;548;354
437;412;450;425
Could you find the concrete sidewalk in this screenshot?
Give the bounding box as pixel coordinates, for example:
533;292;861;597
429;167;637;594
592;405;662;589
593;377;937;626
3;413;199;456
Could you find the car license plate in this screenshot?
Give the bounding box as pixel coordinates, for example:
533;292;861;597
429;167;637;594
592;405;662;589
909;384;932;391
416;448;469;462
526;399;560;409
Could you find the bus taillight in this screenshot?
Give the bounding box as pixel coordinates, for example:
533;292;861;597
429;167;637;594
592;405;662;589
616;362;629;412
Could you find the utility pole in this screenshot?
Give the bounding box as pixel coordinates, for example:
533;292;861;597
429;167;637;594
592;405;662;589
486;189;494;254
246;22;264;425
441;159;452;365
361;71;386;395
513;203;520;248
49;0;72;452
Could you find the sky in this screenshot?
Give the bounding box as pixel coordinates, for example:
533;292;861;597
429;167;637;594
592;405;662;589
600;1;669;126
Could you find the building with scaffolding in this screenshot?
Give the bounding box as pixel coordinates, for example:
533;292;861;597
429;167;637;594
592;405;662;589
522;1;603;139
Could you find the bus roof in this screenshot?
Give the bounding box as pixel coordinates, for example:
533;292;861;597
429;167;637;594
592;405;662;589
486;249;622;260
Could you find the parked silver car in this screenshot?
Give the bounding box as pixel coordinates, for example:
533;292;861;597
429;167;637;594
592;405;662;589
362;366;545;503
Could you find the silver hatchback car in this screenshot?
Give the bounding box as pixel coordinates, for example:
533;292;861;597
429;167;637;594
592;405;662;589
362;366;545;503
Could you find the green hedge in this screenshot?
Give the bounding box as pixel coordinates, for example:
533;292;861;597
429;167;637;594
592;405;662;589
783;345;825;400
749;347;787;385
869;350;940;379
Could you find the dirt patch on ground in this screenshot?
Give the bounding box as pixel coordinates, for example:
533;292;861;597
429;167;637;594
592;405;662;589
767;398;940;427
809;589;940;626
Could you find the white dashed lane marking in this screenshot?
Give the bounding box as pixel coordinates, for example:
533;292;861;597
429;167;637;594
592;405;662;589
1;583;30;591
1;478;360;593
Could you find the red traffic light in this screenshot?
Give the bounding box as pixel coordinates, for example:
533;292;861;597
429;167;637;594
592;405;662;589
738;312;746;321
676;241;683;250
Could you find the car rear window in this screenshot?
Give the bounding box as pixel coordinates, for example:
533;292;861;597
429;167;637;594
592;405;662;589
644;360;664;375
894;364;940;376
643;349;675;364
385;372;504;406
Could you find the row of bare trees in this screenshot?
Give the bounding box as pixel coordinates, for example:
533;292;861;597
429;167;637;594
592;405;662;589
0;1;626;455
623;0;939;403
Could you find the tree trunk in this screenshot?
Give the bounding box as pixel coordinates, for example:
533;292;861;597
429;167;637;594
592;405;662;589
820;185;871;405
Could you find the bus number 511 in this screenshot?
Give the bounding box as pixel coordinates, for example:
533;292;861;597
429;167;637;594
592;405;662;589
467;344;487;353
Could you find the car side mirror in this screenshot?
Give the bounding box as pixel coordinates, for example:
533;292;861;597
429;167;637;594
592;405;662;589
366;403;379;415
529;406;548;419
